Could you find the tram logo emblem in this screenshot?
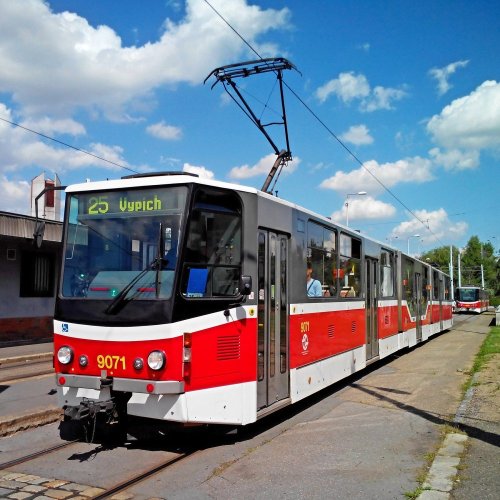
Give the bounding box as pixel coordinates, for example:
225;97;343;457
302;333;309;352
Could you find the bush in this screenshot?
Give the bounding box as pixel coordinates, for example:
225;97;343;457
490;296;500;308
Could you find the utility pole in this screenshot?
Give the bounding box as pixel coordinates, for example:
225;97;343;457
449;246;454;301
457;249;462;288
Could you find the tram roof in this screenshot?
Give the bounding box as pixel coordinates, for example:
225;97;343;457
65;173;447;271
66;173;394;242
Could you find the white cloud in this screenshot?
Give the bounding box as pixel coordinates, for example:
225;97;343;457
0;175;31;214
330;196;396;224
429;60;469;96
0;103;132;174
427;80;500;150
339;124;374;145
0;0;290;119
319;157;434;196
361;86;406;112
315;71;407;111
183;162;214;179
229;153;300;180
391;208;468;244
429;147;479;171
315;72;370;104
146;121;182;141
21;117;86;136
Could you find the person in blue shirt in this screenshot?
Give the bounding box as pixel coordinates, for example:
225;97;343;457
306;262;323;297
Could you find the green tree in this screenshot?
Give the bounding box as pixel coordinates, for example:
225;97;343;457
420;245;458;272
420;236;498;296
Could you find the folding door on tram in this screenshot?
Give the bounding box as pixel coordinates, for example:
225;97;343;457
365;258;379;360
257;230;290;410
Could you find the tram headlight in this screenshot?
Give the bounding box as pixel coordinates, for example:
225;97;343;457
147;350;166;371
57;346;73;365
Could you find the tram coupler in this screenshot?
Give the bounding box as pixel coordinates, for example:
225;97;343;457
61;393;130;443
64;398;117;423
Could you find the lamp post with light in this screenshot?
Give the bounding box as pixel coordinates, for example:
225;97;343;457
345;191;367;227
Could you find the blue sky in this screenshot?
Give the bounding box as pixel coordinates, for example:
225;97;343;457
0;0;499;254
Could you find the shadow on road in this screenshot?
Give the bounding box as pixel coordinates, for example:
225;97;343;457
351;383;500;448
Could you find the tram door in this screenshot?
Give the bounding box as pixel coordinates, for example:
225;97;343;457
438;277;444;331
414;273;423;341
257;230;290;410
365;258;379;360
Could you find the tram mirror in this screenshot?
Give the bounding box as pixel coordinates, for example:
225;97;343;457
33;220;46;249
240;275;252;295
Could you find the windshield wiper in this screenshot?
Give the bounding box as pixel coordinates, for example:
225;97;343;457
105;223;166;315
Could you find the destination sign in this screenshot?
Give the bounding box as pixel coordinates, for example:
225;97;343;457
78;187;187;217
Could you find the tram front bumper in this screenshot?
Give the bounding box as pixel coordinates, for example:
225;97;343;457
55;373;185;395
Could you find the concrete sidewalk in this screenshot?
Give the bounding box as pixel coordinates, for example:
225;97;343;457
0;316;498;500
0;341;60;436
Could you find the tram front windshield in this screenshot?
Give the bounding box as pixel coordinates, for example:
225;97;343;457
61;187;187;300
456;288;479;302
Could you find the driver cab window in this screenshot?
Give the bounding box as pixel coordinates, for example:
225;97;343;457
181;189;242;298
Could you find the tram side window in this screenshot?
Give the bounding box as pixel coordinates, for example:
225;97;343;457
380;249;395;297
403;257;415;315
307;221;336;297
181;190;242;298
432;271;439;301
339;234;361;298
444;276;451;300
422;266;429;308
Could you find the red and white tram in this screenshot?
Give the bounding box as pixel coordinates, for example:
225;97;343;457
52;172;453;437
454;286;489;313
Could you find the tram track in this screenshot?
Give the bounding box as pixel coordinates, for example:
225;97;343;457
1;437;200;499
92;449;199;499
0;440;78;470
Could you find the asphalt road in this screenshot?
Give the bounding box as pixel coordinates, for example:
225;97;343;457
0;313;498;500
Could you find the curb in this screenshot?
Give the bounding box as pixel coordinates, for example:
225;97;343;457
0;407;62;437
417;369;480;498
0;352;53;366
417;433;468;499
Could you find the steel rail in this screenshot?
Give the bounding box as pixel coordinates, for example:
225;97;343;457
93;450;198;500
0;441;77;469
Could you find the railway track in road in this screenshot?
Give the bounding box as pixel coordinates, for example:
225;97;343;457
92;449;197;499
0;431;201;500
0;358;53;385
0;440;77;469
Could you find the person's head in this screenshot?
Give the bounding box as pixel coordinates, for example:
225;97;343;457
306;261;313;279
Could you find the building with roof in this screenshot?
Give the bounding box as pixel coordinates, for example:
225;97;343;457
0;173;63;345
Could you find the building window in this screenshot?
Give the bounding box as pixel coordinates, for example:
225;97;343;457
20;252;55;297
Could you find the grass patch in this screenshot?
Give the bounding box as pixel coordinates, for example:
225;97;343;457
463;325;500;393
404;485;431;499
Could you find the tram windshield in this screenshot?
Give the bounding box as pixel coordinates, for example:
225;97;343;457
61;187;187;300
455;288;479;302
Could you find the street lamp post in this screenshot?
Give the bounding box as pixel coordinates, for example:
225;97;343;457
345;191;367;227
407;234;420;255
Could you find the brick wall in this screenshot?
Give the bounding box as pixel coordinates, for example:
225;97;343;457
0;316;53;345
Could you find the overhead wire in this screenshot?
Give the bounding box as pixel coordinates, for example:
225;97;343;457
0;116;138;174
202;0;447;246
